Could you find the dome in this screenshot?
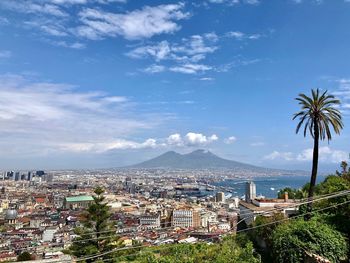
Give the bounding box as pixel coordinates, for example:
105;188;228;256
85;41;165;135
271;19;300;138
5;209;18;220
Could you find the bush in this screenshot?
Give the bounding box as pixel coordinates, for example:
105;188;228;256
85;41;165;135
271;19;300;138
272;219;348;263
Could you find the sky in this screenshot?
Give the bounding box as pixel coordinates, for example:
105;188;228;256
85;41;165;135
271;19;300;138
0;0;350;171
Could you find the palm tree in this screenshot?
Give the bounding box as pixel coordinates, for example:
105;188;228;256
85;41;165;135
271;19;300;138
340;160;348;175
293;89;343;218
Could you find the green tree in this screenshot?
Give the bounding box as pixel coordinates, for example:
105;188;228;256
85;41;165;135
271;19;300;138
252;213;285;249
17;251;32;261
272;219;348;263
340;161;348;174
277;188;304;199
70;186;120;262
293;89;343;218
124;236;261;263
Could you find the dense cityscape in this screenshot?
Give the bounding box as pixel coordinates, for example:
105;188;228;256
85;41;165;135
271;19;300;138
0;167;306;262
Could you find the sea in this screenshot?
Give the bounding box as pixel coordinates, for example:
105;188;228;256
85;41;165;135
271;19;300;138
212;174;329;198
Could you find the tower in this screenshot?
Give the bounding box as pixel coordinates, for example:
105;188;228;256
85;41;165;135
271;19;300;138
245;181;256;202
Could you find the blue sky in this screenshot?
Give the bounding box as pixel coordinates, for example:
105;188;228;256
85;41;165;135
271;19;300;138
0;0;350;171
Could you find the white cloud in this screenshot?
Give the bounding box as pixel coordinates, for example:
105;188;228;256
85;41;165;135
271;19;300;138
264;151;294;161
199;77;214;81
166;132;219;147
59;138;157;153
75;3;190;40
0;74;164;156
225;31;262;40
0;1;68;17
0;17;9;25
51;0;88;4
127;34;217;63
185;132;218;146
296;147;348;163
143;64;166;74
208;0;259;5
0;50;12;59
170;63;212;74
0;74;221;156
224;136;237;144
250;142;265;147
128;41;172;61
50;40;86;49
128;33;218;74
264;147;348;163
40;25;68;37
167;133;183;146
332;78;350;114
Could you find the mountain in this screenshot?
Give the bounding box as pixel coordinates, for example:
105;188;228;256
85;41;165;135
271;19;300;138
128;149;281;172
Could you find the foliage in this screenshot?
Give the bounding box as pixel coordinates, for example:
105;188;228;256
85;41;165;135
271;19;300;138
277;188;305;199
115;236;261;263
272;219;348;263
251;213;285;248
69;186;121;262
17;252;32;261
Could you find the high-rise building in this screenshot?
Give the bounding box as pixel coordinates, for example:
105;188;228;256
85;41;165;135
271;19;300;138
216;192;225;203
245;181;256;202
36;170;45;177
27;172;32;181
14;172;20;181
20;173;26;181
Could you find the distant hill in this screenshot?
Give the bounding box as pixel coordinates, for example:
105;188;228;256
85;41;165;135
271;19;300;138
127;149;295;174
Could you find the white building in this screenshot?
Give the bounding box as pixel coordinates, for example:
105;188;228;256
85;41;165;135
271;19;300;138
139;213;161;229
245;181;256;202
172;210;199;228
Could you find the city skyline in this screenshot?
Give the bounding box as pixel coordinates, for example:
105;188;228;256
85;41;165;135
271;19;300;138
0;0;350;170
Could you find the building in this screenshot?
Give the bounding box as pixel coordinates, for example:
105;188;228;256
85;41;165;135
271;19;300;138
245;181;256;202
240;184;298;225
216;192;225;203
64;195;94;210
172;209;200;228
139;213;161;229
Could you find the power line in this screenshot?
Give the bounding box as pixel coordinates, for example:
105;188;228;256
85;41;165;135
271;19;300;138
94;199;350;263
71;189;350;239
75;193;350;262
3;190;349;256
4;189;348;254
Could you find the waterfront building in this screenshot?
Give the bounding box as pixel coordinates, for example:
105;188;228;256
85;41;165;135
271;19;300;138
245;181;256;202
216;192;225;203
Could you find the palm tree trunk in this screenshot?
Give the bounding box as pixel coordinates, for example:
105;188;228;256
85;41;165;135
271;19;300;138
305;122;319;221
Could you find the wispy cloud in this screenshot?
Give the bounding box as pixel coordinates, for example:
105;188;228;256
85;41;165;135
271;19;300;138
0;16;9;25
207;0;260;6
225;31;262;40
127;34;218;62
332;78;350;115
0;50;12;59
169;63;212;74
74;3;190;40
224;136;237;144
0;74;165;156
0;1;68;17
264;147;347;163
